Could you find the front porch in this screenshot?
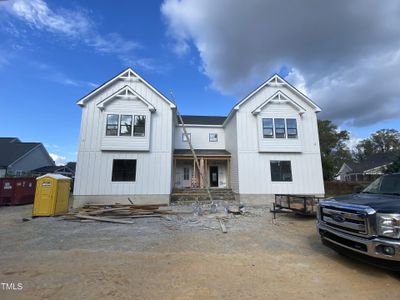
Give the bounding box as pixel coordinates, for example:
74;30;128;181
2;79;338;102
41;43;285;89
173;149;232;189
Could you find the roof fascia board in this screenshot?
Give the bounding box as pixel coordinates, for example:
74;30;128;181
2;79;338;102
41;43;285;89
77;67;176;108
233;73;321;112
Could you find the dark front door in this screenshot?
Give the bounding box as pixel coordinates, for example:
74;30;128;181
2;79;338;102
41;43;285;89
209;166;219;187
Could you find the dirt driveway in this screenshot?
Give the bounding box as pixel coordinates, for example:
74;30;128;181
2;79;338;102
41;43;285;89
0;205;398;299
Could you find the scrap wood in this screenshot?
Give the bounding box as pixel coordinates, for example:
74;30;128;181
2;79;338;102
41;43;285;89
75;214;135;224
217;218;227;233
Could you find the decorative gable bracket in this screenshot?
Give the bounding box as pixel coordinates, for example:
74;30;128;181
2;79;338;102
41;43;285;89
96;85;156;112
251;90;306;116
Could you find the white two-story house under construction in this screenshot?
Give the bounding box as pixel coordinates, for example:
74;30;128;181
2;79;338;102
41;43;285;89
73;68;325;206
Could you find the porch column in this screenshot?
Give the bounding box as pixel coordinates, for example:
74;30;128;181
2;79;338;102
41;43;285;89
199;157;205;188
204;158;208;188
227;158;231;189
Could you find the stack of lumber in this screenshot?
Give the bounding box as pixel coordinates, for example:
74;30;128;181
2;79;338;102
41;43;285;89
64;204;173;224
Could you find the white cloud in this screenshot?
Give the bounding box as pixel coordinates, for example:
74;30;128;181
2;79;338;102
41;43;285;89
49;153;66;165
3;0;91;37
0;0;152;69
162;0;400;126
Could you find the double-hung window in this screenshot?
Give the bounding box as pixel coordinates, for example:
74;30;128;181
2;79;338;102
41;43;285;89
106;114;119;136
286;119;297;138
119;115;132;136
274;118;286;138
262;118;274;138
133;115;146;137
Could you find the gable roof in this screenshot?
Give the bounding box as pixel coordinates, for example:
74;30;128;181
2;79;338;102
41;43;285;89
178;115;227;126
223;73;321;126
345;152;398;173
251;90;307;115
32;165;74;173
0;141;41;167
0;137;20;143
77;68;176;109
96;85;156;112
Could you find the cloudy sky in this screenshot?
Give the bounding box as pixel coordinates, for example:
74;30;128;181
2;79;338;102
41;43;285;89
0;0;399;163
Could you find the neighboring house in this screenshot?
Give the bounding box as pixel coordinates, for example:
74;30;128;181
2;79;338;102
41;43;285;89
0;137;55;177
337;152;397;182
73;68;325;206
31;164;75;178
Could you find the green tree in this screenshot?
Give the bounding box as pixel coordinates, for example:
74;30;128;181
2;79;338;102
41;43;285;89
318;120;352;180
354;129;400;160
384;153;400;174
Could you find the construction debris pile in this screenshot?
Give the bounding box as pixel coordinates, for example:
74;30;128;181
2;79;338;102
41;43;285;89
64;204;174;224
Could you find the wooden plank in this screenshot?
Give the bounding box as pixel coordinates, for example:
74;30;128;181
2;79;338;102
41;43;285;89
218;218;227;233
75;214;134;224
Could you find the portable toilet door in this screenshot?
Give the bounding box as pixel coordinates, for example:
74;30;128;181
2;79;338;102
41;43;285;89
32;174;71;217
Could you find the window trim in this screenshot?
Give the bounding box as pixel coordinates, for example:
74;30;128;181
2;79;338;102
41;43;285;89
274;118;286;139
270;160;293;182
209;133;218;142
111;159;137;182
119;114;133;136
133;115;146;137
286;118;298;139
262;118;274;138
106;114;120;136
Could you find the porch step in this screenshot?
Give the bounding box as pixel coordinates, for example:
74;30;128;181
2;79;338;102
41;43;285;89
171;188;236;203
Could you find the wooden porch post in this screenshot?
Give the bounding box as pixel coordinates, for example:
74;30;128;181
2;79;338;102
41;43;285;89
200;157;204;188
204;158;208;188
227;158;231;189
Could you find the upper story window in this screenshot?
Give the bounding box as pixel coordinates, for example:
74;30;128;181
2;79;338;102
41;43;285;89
262;118;273;138
274;118;286;138
106;114;119;136
133;115;146;137
182;133;191;142
106;114;146;137
209;133;218;142
286;119;297;138
262;117;298;139
120;115;132;136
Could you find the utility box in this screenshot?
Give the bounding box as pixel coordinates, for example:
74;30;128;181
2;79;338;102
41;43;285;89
32;174;71;217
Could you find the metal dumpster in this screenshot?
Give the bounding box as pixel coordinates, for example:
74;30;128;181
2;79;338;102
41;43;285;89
32;174;71;217
0;177;36;206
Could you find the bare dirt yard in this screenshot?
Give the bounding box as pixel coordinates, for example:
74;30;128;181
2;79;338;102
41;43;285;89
0;204;399;300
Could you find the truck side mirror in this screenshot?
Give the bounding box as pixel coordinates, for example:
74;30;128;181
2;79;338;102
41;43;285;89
353;186;363;193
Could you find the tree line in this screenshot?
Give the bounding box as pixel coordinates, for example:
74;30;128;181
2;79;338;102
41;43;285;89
318;120;400;180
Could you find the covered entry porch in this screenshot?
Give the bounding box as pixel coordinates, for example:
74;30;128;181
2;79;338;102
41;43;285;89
173;150;231;189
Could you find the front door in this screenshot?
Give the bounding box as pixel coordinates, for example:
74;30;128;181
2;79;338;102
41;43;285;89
209;166;219;187
182;166;191;188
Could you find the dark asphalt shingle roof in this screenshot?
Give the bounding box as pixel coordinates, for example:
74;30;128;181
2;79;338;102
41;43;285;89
0;139;41;167
178;115;226;125
31;166;62;173
174;149;231;156
346;152;398;173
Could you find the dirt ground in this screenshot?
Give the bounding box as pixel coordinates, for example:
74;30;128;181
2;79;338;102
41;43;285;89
0;204;399;300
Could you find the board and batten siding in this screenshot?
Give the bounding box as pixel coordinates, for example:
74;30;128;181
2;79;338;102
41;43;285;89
73;77;174;206
224;114;239;193
235;84;324;204
174;126;225;150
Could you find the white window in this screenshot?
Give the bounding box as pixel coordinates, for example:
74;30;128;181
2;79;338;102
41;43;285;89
209;133;218;142
262;118;298;139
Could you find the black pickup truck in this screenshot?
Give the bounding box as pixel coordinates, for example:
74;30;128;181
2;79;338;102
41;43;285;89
316;173;400;271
